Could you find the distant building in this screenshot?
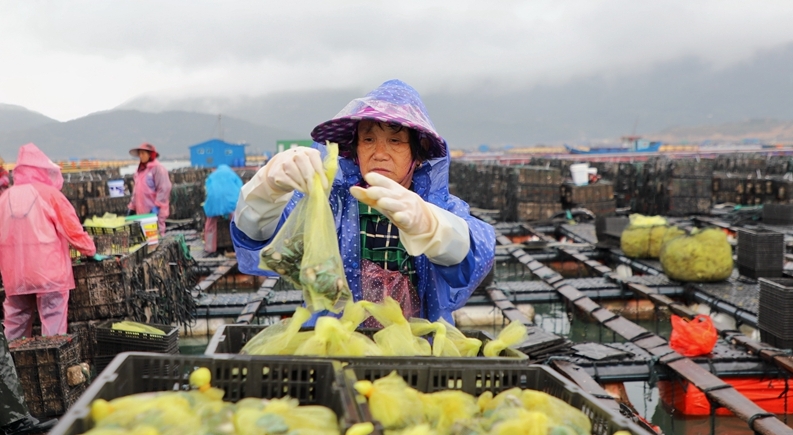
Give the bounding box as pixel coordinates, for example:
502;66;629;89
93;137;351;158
190;139;247;168
276;139;314;154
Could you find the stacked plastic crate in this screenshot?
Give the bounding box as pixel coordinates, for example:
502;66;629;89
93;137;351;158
512;165;562;222
633;157;669;215
714;153;767;175
771;176;793;204
447;161;470;201
61;169;125;221
712;172;751;205
68;257;135;323
50;353;651;435
666;158;714;216
168;182;205;220
84;220;147;257
84;196;130;217
67;242;149;366
448;162;515;220
9;335;85;418
613;162;642;209
710;154;792;206
758;278;793;349
560;181;615;216
484;165;515;219
736;228;783;279
50;355;362;435
712;172;781;206
763;203;793;225
92;320;179;373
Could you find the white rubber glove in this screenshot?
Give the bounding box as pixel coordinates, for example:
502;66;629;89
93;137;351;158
262;147;327;197
234;147;327;241
350;172;433;235
350;172;470;266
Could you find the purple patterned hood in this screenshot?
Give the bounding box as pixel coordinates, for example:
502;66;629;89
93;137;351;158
311;79;447;159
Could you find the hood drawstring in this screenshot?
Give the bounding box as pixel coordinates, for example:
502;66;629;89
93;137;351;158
396;159;418;188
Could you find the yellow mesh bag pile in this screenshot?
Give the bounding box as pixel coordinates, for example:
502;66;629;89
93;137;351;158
620;214;685;258
240;298;528;358
660;228;733;282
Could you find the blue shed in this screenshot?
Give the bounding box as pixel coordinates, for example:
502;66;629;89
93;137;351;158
189;139;247;168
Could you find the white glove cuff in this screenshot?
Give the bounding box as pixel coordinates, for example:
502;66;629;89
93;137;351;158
244;165;292;203
234;176;293;241
399;203;470;266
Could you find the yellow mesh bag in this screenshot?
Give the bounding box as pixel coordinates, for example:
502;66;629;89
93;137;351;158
332;300;381;356
362;298;431;356
438;318;482;357
408;319;460;357
483;321;528;357
420;390;478;433
259;142;352;312
620;214;685;259
233;396;339;435
340;300;371;330
293;316;335;356
353;371;425;430
286;304;380;357
240;307;311;355
519;389;591;435
660;227;733;282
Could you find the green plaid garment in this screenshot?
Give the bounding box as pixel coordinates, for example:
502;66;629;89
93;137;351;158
358;201;416;282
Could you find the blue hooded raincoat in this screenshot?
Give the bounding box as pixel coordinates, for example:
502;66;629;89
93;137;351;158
231;80;495;323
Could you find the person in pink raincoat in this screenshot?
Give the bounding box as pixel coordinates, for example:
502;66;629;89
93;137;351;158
127;143;172;236
0;143;97;340
0;156;10;197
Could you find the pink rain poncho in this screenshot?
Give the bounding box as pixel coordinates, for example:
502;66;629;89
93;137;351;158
0;143;96;339
129;159;172;236
0;166;9;197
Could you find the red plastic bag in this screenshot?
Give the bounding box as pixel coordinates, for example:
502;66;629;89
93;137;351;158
670;314;717;357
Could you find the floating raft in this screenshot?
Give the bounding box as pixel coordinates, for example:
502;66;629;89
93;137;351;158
557;339;772;383
490;223;793;434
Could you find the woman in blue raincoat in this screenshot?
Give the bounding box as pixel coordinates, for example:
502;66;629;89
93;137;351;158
203;164;243;253
231;80;495;323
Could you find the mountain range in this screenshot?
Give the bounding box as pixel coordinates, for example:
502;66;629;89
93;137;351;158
117;43;793;148
0;104;58;132
2;42;793;160
0;107;300;160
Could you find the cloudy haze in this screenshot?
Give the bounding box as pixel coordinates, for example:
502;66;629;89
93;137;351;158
2;1;793;123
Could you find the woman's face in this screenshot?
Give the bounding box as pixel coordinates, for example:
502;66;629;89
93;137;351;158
138;150;151;164
356;121;414;188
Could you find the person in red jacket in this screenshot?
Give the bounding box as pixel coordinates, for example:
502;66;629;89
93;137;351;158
127;143;171;236
0;143;97;340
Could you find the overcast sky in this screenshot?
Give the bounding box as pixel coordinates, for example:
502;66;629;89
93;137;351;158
2;1;793;122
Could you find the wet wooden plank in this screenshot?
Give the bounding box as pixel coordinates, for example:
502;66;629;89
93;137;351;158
235;277;280;324
485;287;567;355
632;335;668;349
485;288;534;326
550;360;621;413
192;259;237;296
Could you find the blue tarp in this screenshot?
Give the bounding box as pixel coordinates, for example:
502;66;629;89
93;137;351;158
203;164;243;217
